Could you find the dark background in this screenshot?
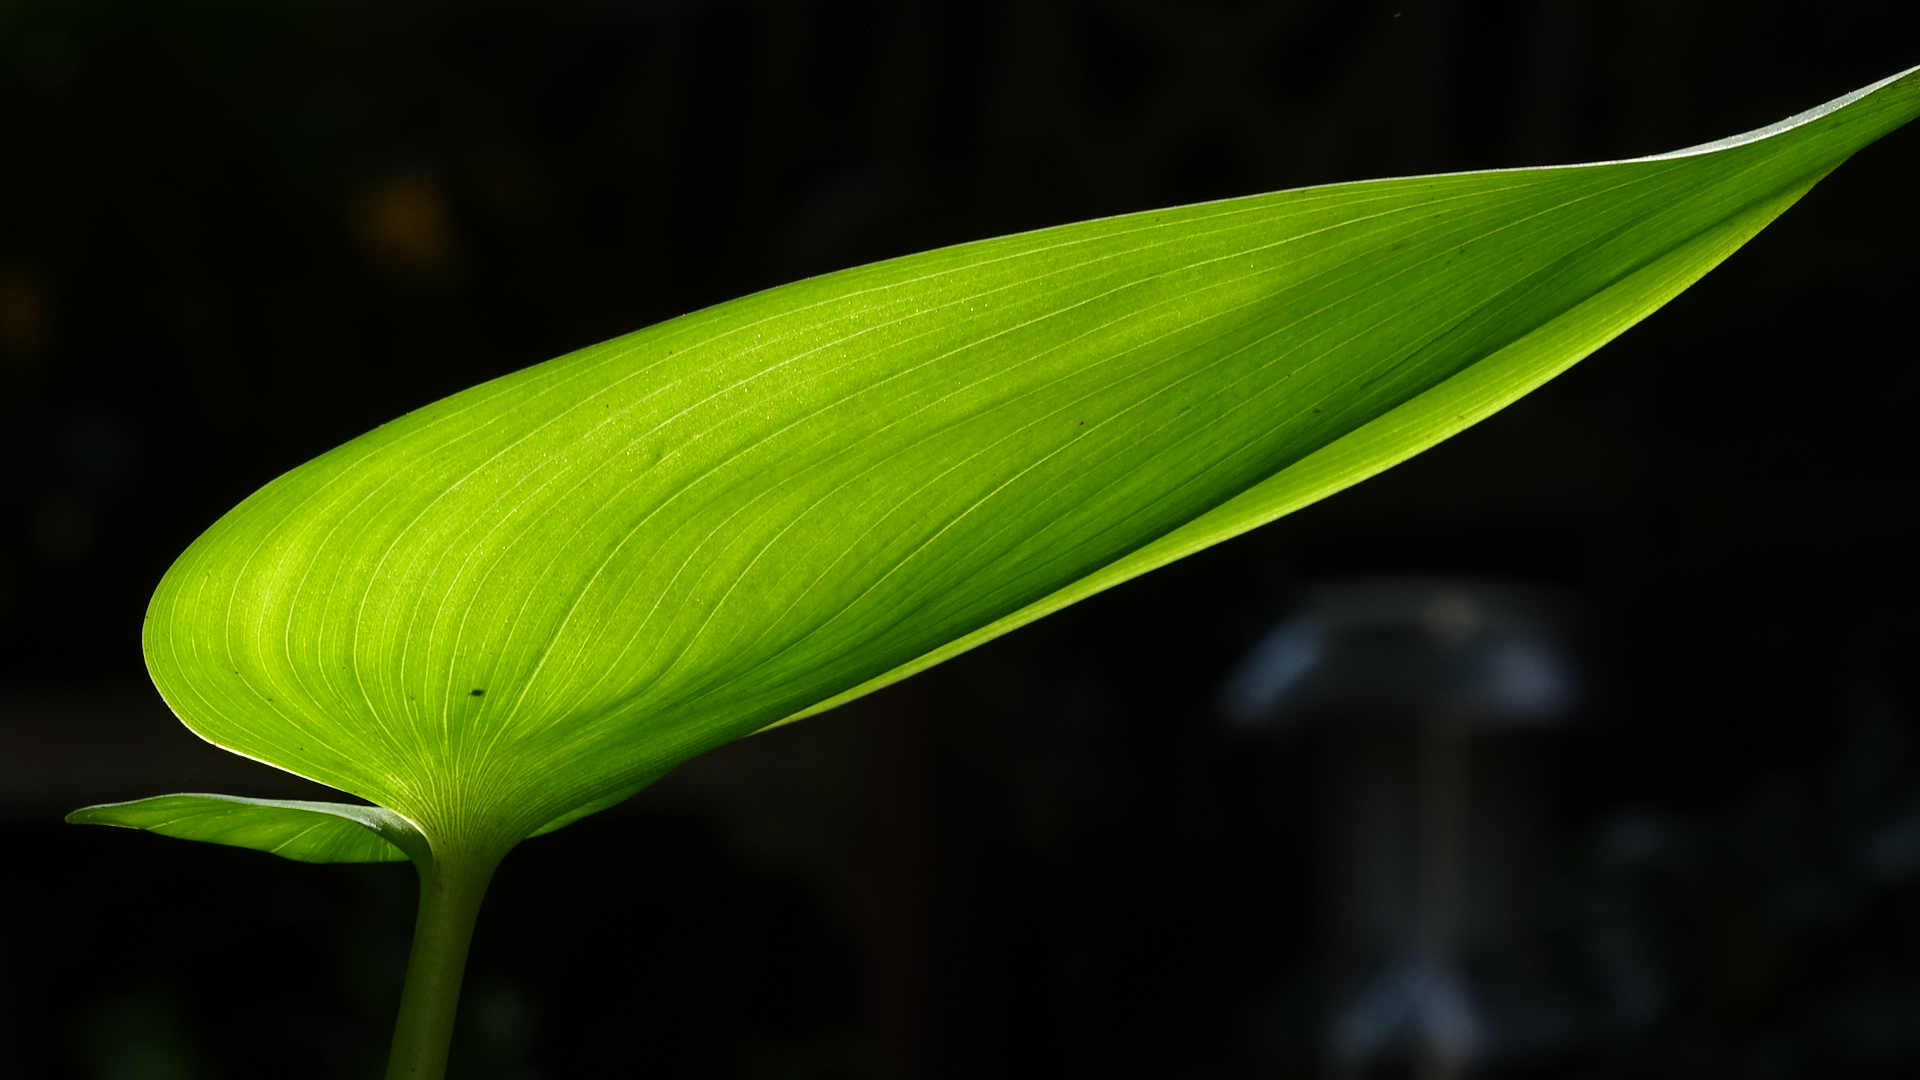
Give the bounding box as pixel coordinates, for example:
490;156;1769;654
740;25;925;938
3;1;1919;1077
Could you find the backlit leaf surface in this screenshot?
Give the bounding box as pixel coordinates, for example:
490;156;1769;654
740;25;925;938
80;67;1920;859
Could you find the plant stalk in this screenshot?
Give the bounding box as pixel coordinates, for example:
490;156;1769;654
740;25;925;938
386;846;503;1080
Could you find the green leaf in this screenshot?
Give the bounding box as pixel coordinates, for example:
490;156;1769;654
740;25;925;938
67;794;421;864
80;66;1920;860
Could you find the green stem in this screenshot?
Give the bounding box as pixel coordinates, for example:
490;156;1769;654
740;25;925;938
385;846;503;1080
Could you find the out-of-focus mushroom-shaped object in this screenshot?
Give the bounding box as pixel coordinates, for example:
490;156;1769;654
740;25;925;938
1221;578;1584;1079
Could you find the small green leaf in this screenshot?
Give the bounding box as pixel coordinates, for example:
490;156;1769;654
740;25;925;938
68;794;420;864
85;65;1919;862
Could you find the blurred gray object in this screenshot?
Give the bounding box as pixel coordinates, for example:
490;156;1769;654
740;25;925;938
1223;579;1583;1080
1222;579;1577;732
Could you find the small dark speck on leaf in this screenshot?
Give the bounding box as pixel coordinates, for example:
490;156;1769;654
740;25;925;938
1078;420;1085;426
471;689;485;697
1312;408;1322;414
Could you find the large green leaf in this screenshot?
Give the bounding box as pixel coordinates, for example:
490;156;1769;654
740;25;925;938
75;66;1920;862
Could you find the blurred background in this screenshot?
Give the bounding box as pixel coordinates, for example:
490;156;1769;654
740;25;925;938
3;1;1919;1077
